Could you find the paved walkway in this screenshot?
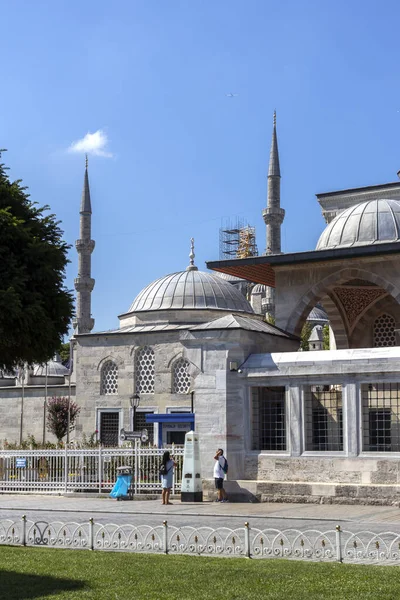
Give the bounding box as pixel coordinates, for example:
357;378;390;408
0;494;400;524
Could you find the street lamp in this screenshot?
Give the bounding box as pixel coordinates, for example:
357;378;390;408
130;393;140;431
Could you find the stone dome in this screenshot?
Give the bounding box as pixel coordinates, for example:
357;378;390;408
316;199;400;250
33;353;69;377
129;269;254;314
307;305;329;324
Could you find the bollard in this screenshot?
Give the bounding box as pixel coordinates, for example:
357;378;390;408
163;520;168;554
89;518;94;551
21;515;26;547
335;525;342;563
244;522;251;559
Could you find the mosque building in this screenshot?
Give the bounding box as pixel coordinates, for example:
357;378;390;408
3;115;400;503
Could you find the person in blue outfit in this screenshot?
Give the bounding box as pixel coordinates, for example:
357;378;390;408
160;450;176;505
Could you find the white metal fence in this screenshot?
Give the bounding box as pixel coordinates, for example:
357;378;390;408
1;518;400;564
0;445;184;494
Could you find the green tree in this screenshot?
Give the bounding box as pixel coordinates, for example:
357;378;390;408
46;396;80;442
59;342;70;363
0;154;74;371
300;321;313;351
323;324;330;350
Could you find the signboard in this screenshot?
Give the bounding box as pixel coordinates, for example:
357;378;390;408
181;431;203;502
16;458;26;468
120;428;149;443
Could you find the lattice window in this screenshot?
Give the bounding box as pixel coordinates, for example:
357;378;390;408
251;387;286;451
134;411;154;445
362;383;400;451
135;346;155;394
373;314;396;347
101;361;118;395
172;358;191;394
304;385;343;451
99;412;120;447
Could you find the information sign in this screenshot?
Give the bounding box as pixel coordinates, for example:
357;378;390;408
181;431;203;502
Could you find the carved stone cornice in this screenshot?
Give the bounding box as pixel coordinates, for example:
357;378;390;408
332;286;387;329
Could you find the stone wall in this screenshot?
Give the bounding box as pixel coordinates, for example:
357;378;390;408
0;384;75;445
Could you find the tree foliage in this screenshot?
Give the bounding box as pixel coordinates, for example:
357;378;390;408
0;154;74;370
323;324;330;350
300;321;313;351
59;342;70;364
46;396;80;442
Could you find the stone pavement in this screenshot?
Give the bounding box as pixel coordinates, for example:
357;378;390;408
1;494;400;525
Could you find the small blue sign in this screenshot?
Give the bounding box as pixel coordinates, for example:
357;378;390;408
16;458;26;468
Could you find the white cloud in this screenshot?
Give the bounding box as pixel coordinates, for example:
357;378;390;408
68;129;113;157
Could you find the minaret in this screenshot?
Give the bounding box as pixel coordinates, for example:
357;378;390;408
262;111;285;254
73;155;95;334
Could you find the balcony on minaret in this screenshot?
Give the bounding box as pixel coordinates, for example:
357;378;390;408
262;207;285;226
74;277;95;293
73;316;95;334
75;239;95;253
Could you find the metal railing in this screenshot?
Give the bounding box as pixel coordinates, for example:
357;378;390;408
1;518;400;564
0;445;184;494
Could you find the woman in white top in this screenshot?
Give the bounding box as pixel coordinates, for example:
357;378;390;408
160;450;176;505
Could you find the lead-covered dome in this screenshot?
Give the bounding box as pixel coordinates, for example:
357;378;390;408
316;199;400;250
33;353;69;377
129;269;254;314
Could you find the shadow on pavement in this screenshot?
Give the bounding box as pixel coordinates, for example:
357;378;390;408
0;570;86;599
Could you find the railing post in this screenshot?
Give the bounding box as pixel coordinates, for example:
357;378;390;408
21;515;26;547
335;525;342;563
244;522;251;558
98;446;102;494
64;445;68;493
89;518;94;551
163;520;168;554
134;439;138;496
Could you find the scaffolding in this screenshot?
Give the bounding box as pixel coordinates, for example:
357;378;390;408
219;219;258;259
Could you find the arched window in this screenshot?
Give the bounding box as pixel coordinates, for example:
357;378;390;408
373;314;396;347
135;346;155;394
172;358;191;394
101;361;118;395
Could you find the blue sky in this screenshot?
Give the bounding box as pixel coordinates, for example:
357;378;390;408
2;0;400;332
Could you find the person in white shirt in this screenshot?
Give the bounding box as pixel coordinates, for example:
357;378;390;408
213;448;228;503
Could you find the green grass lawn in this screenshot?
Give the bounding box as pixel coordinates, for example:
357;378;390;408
2;546;400;600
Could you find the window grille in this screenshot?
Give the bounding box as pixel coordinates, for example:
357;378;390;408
373;314;396;347
134;411;154;445
135;347;155;394
172;358;191;394
304;385;343;451
99;412;120;447
251;387;286;451
362;383;400;451
100;361;118;395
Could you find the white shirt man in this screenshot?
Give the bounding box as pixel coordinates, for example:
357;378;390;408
213;449;228;503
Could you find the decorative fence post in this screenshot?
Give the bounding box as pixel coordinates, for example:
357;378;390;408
163;520;168;554
64;445;68;493
21;515;26;547
244;522;251;558
89;518;94;551
134;440;138;496
98;446;102;494
335;525;342;563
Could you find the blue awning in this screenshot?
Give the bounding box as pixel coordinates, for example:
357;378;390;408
145;413;195;424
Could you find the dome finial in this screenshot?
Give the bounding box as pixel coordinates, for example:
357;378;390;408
186;237;198;271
